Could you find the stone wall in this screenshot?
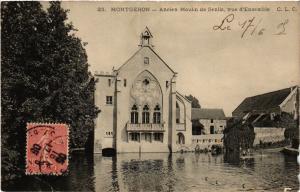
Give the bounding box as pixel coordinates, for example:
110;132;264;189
253;127;286;145
199;119;226;134
191;134;223;150
173;92;193;152
94;73;115;153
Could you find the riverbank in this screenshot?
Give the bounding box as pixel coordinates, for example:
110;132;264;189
281;146;299;156
254;146;286;152
252;145;299;158
70;148;85;153
253;140;290;149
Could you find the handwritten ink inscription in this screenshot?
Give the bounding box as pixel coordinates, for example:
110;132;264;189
26;123;68;175
213;14;289;38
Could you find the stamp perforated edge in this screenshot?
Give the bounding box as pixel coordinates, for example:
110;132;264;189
25;122;70;176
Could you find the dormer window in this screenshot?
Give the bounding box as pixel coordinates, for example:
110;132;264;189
144;57;149;65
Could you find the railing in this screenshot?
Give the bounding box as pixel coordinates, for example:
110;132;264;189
127;123;164;132
176;123;185;131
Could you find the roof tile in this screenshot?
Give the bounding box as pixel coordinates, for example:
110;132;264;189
192;108;226;120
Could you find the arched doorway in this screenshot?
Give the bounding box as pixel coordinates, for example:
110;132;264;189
102;148;116;157
177;132;185;144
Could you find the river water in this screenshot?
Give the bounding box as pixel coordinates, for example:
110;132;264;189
4;149;299;192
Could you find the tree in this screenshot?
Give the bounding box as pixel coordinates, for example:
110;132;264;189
1;1;49;183
1;1;99;184
279;112;298;148
45;2;100;147
185;94;201;108
223;118;255;155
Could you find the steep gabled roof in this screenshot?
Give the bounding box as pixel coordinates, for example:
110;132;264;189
192;108;226;120
148;46;176;74
116;46;176;74
116;47;143;72
176;91;192;103
142;26;153;37
232;86;296;117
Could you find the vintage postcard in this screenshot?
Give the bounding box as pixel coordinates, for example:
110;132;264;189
1;1;299;192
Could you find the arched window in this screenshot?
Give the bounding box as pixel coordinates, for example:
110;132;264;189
177;132;185;144
130;105;138;124
142;105;150;124
153;105;161;124
210;126;215;134
176;102;180;123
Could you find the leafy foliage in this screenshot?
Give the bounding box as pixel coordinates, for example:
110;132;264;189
223;118;255;153
278;112;298;141
185;94;201;108
246;112;298;140
1;1;99;184
253;112;297;129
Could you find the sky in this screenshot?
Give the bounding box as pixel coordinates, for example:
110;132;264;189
56;2;299;116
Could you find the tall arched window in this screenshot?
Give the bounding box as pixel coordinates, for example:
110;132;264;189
153;105;161;124
176;102;180;123
130;105;138;124
177;132;185;144
210;126;215;134
142;105;150;124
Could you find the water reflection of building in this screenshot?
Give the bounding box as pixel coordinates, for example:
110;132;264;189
94;27;192;153
103;153;176;192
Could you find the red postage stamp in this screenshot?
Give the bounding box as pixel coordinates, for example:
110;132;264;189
26;123;69;175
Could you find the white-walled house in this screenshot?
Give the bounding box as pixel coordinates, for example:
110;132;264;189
94;27;192;153
191;108;227;135
191;108;227;150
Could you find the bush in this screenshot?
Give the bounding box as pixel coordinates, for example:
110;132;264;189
223;118;255;153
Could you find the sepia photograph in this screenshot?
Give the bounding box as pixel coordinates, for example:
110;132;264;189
1;1;299;191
